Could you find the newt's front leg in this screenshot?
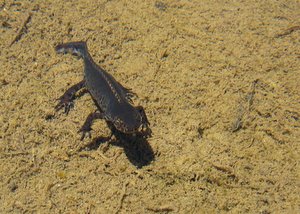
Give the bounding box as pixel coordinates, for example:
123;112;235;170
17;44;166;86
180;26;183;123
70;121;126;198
55;80;86;114
79;111;105;140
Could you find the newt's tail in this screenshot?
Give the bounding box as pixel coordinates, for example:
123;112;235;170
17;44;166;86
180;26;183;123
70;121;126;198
55;41;88;58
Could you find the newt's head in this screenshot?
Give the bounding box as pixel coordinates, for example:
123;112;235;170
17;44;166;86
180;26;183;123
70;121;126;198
113;106;151;136
55;41;88;58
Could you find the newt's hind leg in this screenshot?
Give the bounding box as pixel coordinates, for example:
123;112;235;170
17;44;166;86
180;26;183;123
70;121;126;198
55;80;86;114
79;111;105;140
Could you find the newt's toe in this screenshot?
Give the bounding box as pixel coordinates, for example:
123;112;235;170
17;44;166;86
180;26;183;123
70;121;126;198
78;126;92;141
55;98;74;114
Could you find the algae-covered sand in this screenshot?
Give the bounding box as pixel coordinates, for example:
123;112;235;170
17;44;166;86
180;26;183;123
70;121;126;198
0;0;299;213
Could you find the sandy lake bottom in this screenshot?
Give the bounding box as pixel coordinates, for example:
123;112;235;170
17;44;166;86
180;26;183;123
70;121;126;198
0;0;299;213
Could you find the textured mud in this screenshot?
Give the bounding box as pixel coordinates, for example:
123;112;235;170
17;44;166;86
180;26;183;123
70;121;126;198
0;0;299;213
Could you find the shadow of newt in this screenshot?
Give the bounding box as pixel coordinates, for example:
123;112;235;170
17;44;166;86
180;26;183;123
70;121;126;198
81;130;154;168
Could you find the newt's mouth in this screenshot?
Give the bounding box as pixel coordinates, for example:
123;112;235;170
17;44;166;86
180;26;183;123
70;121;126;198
55;45;68;54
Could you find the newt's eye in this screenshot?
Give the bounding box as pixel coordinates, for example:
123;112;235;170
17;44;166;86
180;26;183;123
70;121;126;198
72;48;81;56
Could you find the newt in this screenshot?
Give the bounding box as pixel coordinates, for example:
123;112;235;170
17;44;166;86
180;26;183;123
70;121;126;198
54;41;151;140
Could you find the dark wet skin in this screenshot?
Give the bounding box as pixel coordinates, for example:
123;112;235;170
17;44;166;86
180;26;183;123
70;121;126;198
54;41;151;140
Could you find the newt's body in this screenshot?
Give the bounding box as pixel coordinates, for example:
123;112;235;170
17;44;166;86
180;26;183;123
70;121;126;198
55;41;150;140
